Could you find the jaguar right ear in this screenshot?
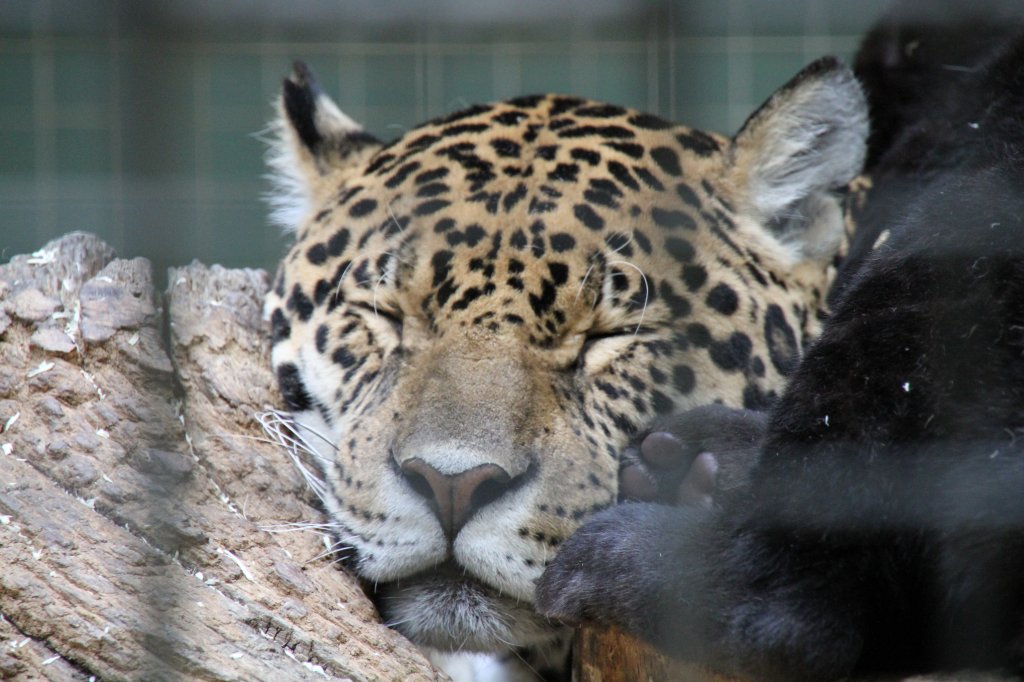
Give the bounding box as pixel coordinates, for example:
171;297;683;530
730;57;868;262
266;61;382;232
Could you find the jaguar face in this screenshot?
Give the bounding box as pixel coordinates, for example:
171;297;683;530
263;59;866;658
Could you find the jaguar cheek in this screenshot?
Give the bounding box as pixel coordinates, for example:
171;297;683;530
264;57;860;679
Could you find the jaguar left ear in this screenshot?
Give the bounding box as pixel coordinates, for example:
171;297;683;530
267;61;382;231
731;57;868;260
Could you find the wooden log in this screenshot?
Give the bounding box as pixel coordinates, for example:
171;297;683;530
0;233;442;681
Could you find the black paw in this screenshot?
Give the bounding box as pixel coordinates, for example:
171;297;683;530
619;405;767;505
536;503;711;642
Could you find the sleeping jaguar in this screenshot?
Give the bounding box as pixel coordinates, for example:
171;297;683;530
263;58;866;677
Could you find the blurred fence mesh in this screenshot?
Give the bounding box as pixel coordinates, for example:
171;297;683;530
0;0;883;277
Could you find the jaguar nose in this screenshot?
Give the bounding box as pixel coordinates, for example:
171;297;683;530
399;457;513;541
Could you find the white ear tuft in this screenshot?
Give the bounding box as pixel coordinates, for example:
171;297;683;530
264;113;313;232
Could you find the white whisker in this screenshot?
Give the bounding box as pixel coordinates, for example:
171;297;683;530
607;259;650;335
212;430;303;450
256;409;336;502
372;271;389;319
574;262;597;305
312;544;354;563
385;200;407;236
258;409;337;453
260;521;338;533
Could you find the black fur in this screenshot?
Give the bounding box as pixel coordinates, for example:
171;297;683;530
853;0;1024;170
283;61;381;160
537;8;1024;680
283;61;324;153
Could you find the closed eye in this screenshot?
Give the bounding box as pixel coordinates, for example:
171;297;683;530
575;327;652;371
351;302;403;333
581;330;623;355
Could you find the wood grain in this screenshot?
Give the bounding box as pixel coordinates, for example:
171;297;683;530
0;233;442;681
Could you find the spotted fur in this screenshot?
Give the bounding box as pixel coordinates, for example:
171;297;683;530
263;58;867;676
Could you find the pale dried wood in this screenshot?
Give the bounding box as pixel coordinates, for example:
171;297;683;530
0;233;443;682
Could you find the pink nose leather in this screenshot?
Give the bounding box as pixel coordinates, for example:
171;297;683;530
400;457;513;540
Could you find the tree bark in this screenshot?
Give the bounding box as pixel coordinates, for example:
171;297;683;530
0;233;442;681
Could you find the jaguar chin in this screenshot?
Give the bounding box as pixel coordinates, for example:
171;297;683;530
373;561;561;653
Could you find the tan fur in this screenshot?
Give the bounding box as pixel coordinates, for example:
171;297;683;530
264;60;867;662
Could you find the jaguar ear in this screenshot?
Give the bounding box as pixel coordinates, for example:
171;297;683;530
731;57;868;261
266;61;382;232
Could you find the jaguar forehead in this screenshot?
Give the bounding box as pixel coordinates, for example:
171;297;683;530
262;69;866;664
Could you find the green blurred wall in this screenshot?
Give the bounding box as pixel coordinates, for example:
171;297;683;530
0;0;887;281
